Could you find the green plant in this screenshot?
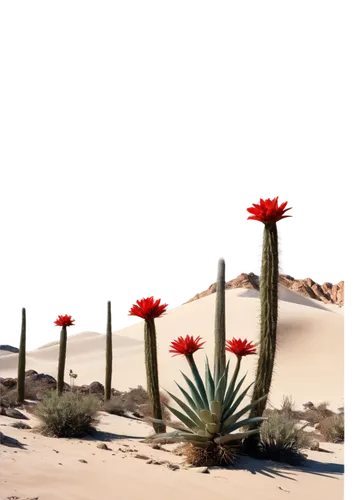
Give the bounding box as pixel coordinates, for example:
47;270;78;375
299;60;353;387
247;198;292;427
151;335;266;465
259;410;312;465
36;391;100;437
54;315;75;395
214;258;226;384
17;308;26;404
129;297;167;434
105;301;113;401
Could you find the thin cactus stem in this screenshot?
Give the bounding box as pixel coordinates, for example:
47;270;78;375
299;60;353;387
214;258;226;384
249;222;279;421
17;308;26;404
105;301;113;401
144;318;166;434
57;326;68;396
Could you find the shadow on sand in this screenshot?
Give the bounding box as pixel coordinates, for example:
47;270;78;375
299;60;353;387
83;430;146;442
231;455;344;481
0;433;28;449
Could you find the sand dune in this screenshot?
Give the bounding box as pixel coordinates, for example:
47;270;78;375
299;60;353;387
0;289;344;411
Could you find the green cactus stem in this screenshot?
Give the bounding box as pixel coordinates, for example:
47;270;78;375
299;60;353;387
57;326;68;396
214;258;226;384
17;308;26;404
249;223;279;420
144;318;166;434
105;301;113;401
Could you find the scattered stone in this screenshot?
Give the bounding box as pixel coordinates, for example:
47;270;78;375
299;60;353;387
151;443;161;450
11;422;31;430
58;463;62;466
79;459;88;463
89;381;104;395
190;466;209;473
25;369;38;377
302;401;314;410
132;411;144;418
134;453;150;460
97;443;111;451
53;449;59;453
3;407;29;420
167;463;180;471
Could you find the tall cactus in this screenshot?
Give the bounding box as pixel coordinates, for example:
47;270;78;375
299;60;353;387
247;198;292;421
250;223;279;419
144;318;165;433
214;258;226;384
17;308;26;404
105;301;113;401
57;326;68;396
129;297;167;434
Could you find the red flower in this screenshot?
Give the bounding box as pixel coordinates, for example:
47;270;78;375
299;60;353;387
54;315;75;327
169;335;205;357
225;338;256;357
128;296;168;321
247;197;292;224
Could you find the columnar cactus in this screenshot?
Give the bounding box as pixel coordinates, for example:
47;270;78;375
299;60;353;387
17;308;26;404
214;258;226;384
55;315;75;395
247;197;292;420
105;301;113;401
129;297;167;433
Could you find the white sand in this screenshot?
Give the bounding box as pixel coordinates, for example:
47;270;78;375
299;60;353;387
0;289;344;499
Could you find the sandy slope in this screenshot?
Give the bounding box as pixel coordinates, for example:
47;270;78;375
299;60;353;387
0;290;344;500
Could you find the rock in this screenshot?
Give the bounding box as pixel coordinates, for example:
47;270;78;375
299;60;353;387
79;459;88;463
302;401;315;409
310;440;320;451
28;373;56;385
134;453;150;460
25;369;38;377
151;443;162;450
10;422;31;430
78;385;90;395
97;443;111;450
190;466;210;473
3;408;28;420
89;381;105;395
167;463;180;471
1;378;17;389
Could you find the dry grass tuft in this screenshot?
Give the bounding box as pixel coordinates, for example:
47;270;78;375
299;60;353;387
319;414;344;443
181;442;237;467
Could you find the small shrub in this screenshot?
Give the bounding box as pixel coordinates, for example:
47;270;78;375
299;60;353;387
280;395;295;418
319;414;344;443
35;391;100;437
259;411;313;465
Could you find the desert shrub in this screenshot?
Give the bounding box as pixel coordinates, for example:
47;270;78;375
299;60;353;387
319;414;344;443
280;395;296;418
35;391;100;437
259;411;313;465
102;386;170;420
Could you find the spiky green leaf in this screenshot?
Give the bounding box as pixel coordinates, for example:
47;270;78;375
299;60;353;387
222;380;254;421
223;416;267;434
163;403;199;431
180;371;207;410
214;360;230;404
223;395;267;428
205;356;215;403
214;428;260;444
174;381;198;413
223;372;248;415
164;390;205;429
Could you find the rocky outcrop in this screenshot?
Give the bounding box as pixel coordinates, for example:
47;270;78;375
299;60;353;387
186;273;344;306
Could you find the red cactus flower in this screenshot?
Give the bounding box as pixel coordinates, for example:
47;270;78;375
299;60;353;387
169;335;205;357
128;296;168;321
247;197;292;224
225;338;256;357
54;315;75;327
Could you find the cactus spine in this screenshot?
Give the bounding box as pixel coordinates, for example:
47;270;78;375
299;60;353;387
57;326;68;396
17;308;26;404
105;301;113;401
214;258;226;384
249;223;279;420
144;318;166;434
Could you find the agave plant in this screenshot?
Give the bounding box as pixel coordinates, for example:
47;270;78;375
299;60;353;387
151;335;266;449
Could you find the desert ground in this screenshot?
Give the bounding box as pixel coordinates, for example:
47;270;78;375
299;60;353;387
0;287;344;499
